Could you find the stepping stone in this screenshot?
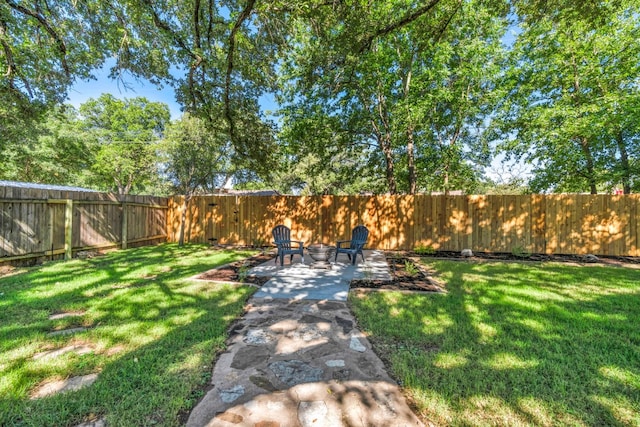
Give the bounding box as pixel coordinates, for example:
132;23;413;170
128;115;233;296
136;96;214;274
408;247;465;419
332;368;351;380
298;401;341;427
219;385;245;403
244;329;276;345
48;327;88;337
269;360;323;387
299;314;331;325
33;344;93;361
249;375;278;392
49;311;85;320
75;419;105;427
349;336;367;352
231;346;270;370
31;373;98;399
291;325;325;342
336;316;353;334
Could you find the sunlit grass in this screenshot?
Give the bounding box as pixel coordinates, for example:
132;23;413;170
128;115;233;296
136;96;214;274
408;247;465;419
0;244;256;427
350;260;640;426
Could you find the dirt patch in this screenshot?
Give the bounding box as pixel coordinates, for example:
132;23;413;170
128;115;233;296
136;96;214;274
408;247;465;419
0;264;21;278
195;253;273;286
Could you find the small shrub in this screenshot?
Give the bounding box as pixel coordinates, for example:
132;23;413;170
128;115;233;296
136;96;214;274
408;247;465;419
238;265;250;282
404;260;420;276
414;244;436;255
252;238;267;248
511;245;531;258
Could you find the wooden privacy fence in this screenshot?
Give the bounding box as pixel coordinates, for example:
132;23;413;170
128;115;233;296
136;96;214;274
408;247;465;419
168;194;640;256
0;186;168;263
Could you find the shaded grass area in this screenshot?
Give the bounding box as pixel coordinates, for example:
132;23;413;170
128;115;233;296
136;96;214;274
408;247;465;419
350;261;640;426
0;244;256;427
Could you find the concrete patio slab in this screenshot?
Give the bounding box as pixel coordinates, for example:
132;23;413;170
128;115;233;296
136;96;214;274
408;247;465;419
250;250;391;301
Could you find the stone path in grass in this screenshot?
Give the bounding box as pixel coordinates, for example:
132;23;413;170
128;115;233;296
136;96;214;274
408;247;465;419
31;373;99;399
187;252;424;427
29;311;101;402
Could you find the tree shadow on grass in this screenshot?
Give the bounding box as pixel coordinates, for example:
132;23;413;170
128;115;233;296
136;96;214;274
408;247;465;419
0;244;257;426
0;245;251;342
351;261;640;426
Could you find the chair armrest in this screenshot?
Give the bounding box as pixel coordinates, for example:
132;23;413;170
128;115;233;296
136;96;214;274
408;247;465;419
335;240;350;248
274;240;304;247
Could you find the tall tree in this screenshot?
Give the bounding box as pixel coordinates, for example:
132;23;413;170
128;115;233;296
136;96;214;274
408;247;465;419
278;0;506;194
493;2;640;193
79;94;170;194
0;106;94;185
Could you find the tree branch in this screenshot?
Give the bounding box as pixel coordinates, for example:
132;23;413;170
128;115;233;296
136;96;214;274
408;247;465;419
194;0;202;50
4;0;69;77
358;0;442;53
431;0;462;45
0;17;33;96
224;0;257;142
141;0;200;62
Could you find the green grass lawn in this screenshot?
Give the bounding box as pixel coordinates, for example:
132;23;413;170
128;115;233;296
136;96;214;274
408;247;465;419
0;244;256;427
350;260;640;427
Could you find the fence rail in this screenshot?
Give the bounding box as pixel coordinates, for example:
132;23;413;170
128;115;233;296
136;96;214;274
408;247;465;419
0;186;168;263
168;194;640;257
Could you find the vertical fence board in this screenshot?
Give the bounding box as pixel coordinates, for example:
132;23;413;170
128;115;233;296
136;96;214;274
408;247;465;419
630;196;638;256
0;187;5;257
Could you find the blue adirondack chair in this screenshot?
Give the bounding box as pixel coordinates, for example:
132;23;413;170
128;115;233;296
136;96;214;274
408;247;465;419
335;225;369;265
272;225;305;266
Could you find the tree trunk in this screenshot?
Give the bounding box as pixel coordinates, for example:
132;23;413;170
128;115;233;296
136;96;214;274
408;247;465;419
402;63;416;194
178;194;191;246
376;89;397;194
380;133;397;194
578;137;597;194
407;125;417;194
443;164;450;196
615;130;631;194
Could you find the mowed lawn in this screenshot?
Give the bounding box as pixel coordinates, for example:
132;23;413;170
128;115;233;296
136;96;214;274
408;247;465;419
350;260;640;426
0;244;256;427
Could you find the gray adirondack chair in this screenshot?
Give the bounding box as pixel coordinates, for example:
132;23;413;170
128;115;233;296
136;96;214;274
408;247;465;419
335;225;369;265
272;225;305;266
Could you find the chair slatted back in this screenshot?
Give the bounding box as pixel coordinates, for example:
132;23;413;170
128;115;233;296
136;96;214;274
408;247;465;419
272;225;292;249
350;225;369;249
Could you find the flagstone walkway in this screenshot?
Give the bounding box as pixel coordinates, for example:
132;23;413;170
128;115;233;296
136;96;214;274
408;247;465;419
187;251;424;427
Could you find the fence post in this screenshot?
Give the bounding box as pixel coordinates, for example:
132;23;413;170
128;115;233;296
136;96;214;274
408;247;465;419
121;202;128;249
44;201;54;257
64;199;73;260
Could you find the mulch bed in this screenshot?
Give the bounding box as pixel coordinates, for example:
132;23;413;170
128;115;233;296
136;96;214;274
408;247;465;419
419;250;640;267
351;254;446;293
194;253;274;286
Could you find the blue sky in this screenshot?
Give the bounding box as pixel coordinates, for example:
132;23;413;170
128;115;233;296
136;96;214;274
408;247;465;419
67;59;183;118
67;58;278;120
